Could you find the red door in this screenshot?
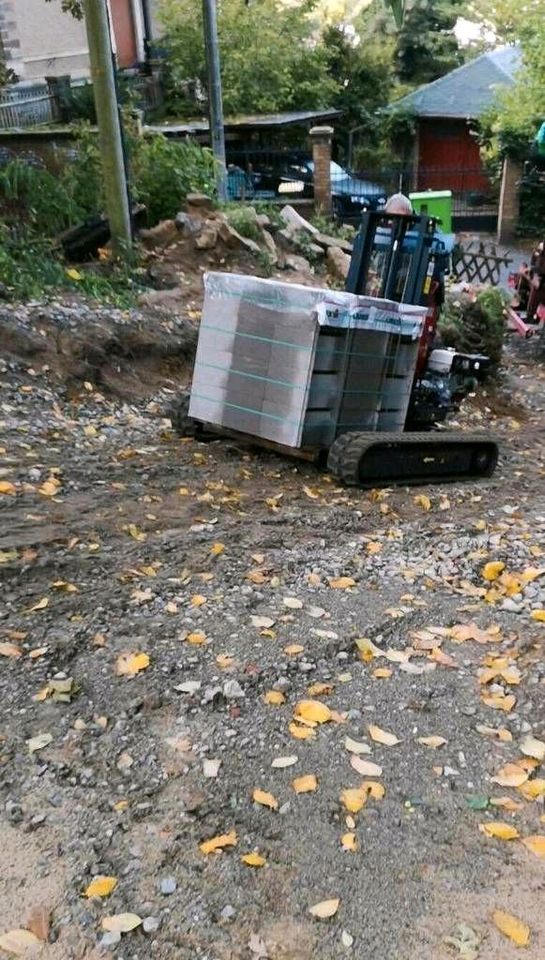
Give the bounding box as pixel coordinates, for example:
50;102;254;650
418;120;490;193
110;0;138;68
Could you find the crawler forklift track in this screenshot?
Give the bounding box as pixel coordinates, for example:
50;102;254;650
327;431;499;486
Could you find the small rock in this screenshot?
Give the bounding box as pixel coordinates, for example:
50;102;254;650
160;877;177;895
327;246;351;281
143;916;161;934
223;679;245;699
220;905;236;921
101;930;122;948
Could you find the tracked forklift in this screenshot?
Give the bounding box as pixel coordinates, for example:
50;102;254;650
174;210;498;486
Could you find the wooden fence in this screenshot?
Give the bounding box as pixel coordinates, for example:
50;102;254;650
0;84;58;129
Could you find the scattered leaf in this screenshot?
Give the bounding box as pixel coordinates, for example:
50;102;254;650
492;910;530;947
39;477;61;497
341;832;358;851
127;523;146;541
293;774;318;794
368;725;400;746
0;481;16;496
521;835;545;858
0;642;22;658
307;682;333;696
328;577;356;590
283;597;303;609
309;898;340;919
519;734;545;762
284;644;304;656
417;736;447;748
518;779;545;800
344;736;371;756
355;637;382;661
482;561;506;582
373;667;392;679
340;788;367;813
241;852;266;868
481;692;516;713
414;494;431;511
199;830;237;856
530;609;545;622
253;788;278;810
294;700;331;725
479;822;519;840
443;923;481;960
466;795;489;811
190;594;207;607
210;542;225;556
26;906;50;942
186;631;207;646
264;690;285;705
251;616;275;629
289;722;315;740
26;732;52;753
350;756;382;777
271;755;298;768
491;763;528;787
0;929;41;956
476;724;512;742
102;914;142;933
84;875;118;898
361;781;385;800
26;597;48;613
115;652;150;676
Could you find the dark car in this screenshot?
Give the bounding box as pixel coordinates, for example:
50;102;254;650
252;158;387;216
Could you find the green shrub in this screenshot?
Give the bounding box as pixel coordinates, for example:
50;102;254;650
439;287;508;371
222;205;262;242
131;135;215;225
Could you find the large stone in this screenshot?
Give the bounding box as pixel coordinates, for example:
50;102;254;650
280;204;319;236
195;222;220;250
138;287;185;311
280;252;312;274
217;221;261;254
327;245;351;280
186;192;214;210
261;229;278;265
139;219;178;249
175;211;202;236
314;232;353;254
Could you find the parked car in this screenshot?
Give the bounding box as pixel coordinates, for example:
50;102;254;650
248;157;387;216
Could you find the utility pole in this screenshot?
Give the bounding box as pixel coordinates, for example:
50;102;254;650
83;0;132;258
202;0;228;202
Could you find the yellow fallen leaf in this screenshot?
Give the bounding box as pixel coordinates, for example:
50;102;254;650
241;851;266;867
414;494;431;511
492;910;530;947
340;788;367;813
39;477;61;497
289;722;316;740
0;929;41;955
481;692;516;713
85;875;118;898
0;642;22;658
66;267;83;281
284;644;304;656
519;734;545;761
253;788;278;810
115;652;150;675
0;480;16;496
102;914;142;932
482;561;506;581
216;654;234;668
127;523;146;541
373;667;392;679
355;637;382;662
530;610;545;622
191;594;207;607
328;577;356;589
26;597;49;613
491;763;529;788
210;542;225;556
113;800;129;812
521;835;545;858
518;779;545;800
294;700;331;725
341;832;358;851
522;567;545;582
309;898;340;919
489;796;523;812
417;736;447;748
51;580;78;593
307;682;333;697
368;725;400;746
186;631;207;646
479;822;519;840
303;485;319;499
476;725;512;742
199;829;237;855
264;690;285;705
293;774;318;794
361;781;385;800
366;541;382;554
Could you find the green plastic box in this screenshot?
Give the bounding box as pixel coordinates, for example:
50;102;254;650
409;190;453;233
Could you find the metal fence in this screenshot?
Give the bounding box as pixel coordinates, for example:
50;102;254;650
0;84;58;129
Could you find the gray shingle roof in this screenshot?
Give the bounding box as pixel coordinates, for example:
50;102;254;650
391;45;522;119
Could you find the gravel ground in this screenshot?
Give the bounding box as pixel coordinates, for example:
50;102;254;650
1;302;545;960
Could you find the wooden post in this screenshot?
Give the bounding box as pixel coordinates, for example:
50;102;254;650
497;156;523;244
310;125;333;216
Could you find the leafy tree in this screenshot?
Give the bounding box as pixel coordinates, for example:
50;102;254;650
159;0;339;116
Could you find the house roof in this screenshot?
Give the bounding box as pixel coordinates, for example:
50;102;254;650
145;108;340;136
391;45;522;119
